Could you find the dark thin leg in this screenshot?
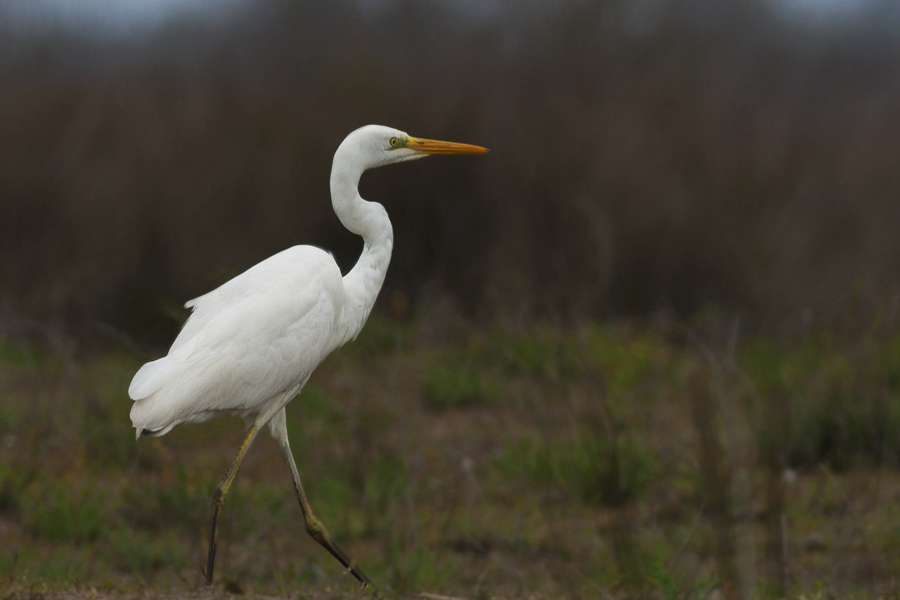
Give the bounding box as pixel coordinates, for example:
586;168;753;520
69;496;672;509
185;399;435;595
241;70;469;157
270;409;374;589
205;424;260;587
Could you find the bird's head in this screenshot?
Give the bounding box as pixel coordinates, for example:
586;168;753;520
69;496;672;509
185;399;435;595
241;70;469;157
337;125;488;172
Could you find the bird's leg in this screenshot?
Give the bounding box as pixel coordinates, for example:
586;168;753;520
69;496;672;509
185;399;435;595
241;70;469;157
281;439;375;589
205;424;260;587
270;410;374;589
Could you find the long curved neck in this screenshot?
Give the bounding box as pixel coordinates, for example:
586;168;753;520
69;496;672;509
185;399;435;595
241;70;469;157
330;156;393;341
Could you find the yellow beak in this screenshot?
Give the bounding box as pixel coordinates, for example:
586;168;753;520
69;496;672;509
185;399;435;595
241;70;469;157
408;137;489;155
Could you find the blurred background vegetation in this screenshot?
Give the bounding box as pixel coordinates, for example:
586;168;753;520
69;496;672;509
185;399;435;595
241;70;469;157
2;0;900;598
3;0;900;336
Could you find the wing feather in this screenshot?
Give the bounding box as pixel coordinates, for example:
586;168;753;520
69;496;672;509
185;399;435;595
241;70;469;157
129;245;345;433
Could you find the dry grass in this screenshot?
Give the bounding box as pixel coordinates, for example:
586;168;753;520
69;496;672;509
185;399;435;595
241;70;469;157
2;0;900;333
2;316;900;599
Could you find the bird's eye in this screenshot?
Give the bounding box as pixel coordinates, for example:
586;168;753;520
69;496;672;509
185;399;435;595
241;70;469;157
389;137;399;148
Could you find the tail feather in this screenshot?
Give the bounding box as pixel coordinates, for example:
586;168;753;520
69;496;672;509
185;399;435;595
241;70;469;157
129;355;189;434
129;358;169;400
129;350;221;435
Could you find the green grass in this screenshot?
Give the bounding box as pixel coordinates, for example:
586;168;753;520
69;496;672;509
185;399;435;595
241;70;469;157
105;528;190;578
421;360;501;410
1;319;900;598
24;482;107;543
741;333;900;468
502;431;656;508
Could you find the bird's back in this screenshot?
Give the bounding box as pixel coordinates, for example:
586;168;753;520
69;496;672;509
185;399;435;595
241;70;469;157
129;245;347;436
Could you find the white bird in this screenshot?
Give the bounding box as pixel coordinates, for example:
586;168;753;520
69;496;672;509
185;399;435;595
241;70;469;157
128;125;487;589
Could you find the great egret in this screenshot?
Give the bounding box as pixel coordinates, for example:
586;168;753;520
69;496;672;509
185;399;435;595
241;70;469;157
128;125;488;589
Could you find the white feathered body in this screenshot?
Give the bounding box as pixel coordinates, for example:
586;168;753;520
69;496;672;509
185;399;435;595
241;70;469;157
130;246;357;436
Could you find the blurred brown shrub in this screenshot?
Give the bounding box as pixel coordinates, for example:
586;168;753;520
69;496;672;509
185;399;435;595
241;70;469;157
2;0;900;342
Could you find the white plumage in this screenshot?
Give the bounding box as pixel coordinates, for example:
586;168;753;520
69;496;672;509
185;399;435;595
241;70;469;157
130;246;344;436
127;124;487;589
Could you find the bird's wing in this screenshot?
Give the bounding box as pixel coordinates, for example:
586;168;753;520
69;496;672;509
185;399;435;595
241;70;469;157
129;245;346;431
171;247;327;353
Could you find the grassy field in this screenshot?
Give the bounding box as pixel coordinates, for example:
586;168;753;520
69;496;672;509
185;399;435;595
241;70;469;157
1;315;899;599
